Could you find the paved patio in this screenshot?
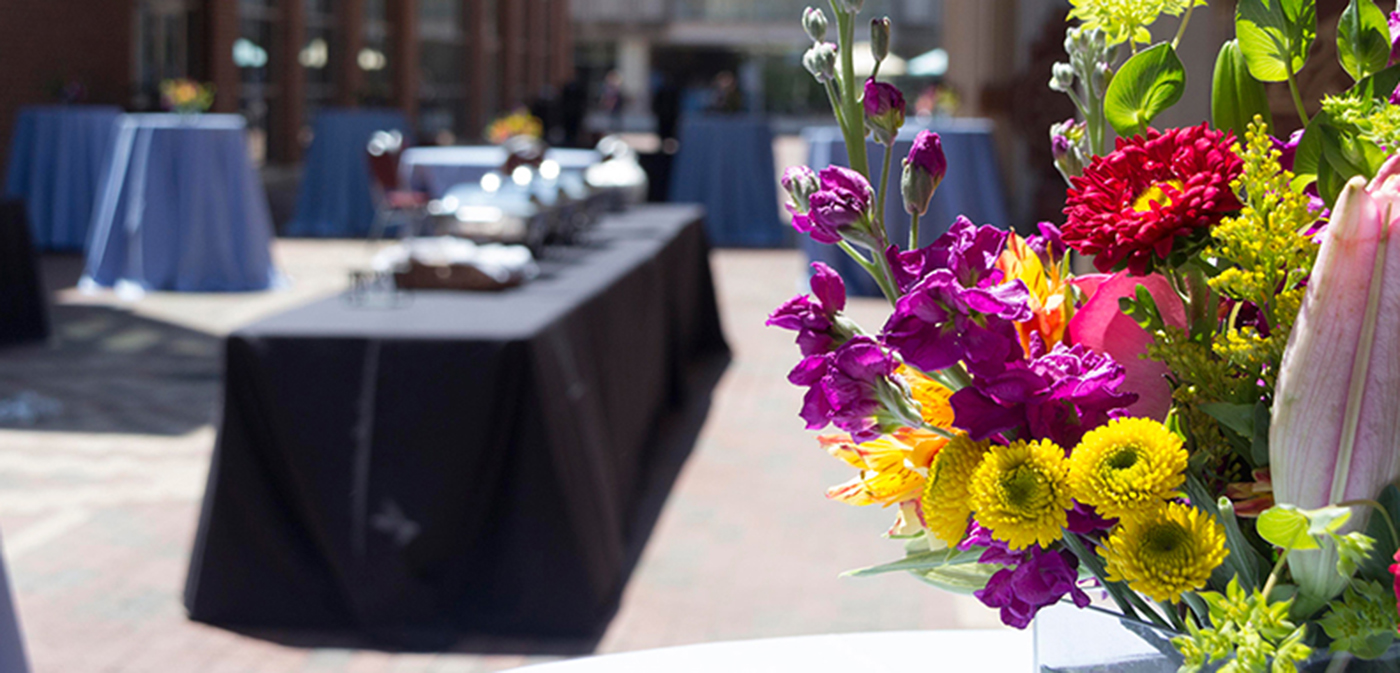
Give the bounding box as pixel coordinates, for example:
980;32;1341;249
0;239;1002;673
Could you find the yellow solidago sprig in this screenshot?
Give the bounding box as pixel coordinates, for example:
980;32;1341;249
968;439;1073;550
1069;417;1187;521
1068;0;1206;48
1100;501;1228;603
1204;118;1318;390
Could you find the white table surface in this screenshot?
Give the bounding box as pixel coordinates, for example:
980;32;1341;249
507;630;1032;673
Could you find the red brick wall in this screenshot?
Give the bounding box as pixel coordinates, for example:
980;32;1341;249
0;0;135;167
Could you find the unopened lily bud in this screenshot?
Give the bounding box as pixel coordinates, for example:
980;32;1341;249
1049;62;1075;93
901;130;945;216
871;18;891;64
782;165;821;212
802;7;828;43
803;42;838;83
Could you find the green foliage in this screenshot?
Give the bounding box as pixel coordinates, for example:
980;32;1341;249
1337;0;1391;82
1069;0;1206;48
1173;577;1312;672
1213;40;1274;140
1235;0;1317;82
1105;43;1187;137
1292;65;1400;204
1319;580;1398;658
843;545;985;577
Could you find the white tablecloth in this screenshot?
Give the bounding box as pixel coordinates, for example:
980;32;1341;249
508;630;1031;673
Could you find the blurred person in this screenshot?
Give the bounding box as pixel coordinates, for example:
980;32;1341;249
709;71;743;114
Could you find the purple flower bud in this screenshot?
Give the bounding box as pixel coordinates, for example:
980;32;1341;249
862;79;905;119
781;165;820;212
900;130;945;216
808;166;873;230
1051;134;1072;161
802;7;828;43
1390;11;1400;67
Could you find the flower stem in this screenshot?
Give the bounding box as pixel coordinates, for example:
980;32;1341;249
909;212;920;250
838;240;899;306
876;141;895;247
1262;547;1292;601
1286;69;1310;126
1171;2;1196;51
824;80;847;131
830;5;870;179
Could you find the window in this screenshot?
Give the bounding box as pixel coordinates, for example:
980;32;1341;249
361;0;393;105
237;0;279;164
419;0;465;141
302;0;336;127
133;0;194;110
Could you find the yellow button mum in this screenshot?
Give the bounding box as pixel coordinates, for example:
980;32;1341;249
969;439;1072;550
1100;501;1228;603
920;434;990;546
1069;417;1187;521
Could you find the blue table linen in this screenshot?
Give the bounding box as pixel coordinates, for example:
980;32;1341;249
286;108;409;237
668;115;786;248
4;105;121;251
801;121;1010;297
83;114;276;292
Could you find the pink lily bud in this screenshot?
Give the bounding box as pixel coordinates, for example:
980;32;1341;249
1271;155;1400;603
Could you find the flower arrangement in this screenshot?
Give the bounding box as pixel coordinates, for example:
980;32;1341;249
485;108;544;145
775;0;1400;669
160;78;214;115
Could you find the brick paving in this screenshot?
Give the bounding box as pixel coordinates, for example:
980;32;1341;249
0;240;1002;673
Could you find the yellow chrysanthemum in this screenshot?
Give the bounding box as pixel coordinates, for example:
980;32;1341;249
920;434;990;545
897;365;955;429
1100;502;1228;603
1069;417;1187;521
968;439;1072;550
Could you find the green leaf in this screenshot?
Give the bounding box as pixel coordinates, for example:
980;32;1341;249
1351;63;1400;102
1212;40;1274;140
1199;402;1257;439
1217;497;1268;591
1331;531;1376;578
1251;400;1271;467
1338;0;1391;82
1104;43;1187;138
1306;505;1354;537
843;546;985;577
1360;485;1400;582
908;560;1001;595
1235;0;1317;81
1259;505;1321;550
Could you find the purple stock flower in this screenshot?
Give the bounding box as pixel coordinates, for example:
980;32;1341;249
959;520;1024;566
1390;11;1400;67
766;262;848;356
1271;129;1304;173
1026;222;1066;266
975;547;1090;629
881;218;1032;377
787;335;896;442
781;165;820;212
799;166;875;245
950;334;1138;447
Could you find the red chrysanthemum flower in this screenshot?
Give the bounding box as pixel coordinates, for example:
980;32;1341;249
1062;123;1244;274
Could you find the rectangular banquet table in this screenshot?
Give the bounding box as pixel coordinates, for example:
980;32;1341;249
184;205;728;645
399;146;601;198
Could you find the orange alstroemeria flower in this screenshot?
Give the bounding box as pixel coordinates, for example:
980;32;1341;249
820;428;948;508
996;232;1069;352
897;364;954;429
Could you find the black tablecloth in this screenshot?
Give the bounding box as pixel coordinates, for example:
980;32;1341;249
184;205;728;645
0;200;47;346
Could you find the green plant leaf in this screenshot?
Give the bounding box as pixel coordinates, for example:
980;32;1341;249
1200;402;1257;439
1338;0;1391;82
1212;40;1274;140
1104;43;1187;138
843;546;985;577
1351;63;1400;102
1217;497;1268;591
1360;485;1400;582
1235;0;1317;81
1259;505;1321;550
908;560;1001;595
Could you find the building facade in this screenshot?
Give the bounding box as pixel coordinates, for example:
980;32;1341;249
0;0;573;165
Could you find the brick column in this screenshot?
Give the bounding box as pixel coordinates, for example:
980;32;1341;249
207;0;240;113
463;0;488;135
336;0;366;106
390;0;419;124
498;0;524;109
274;0;305;163
549;0;573;87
